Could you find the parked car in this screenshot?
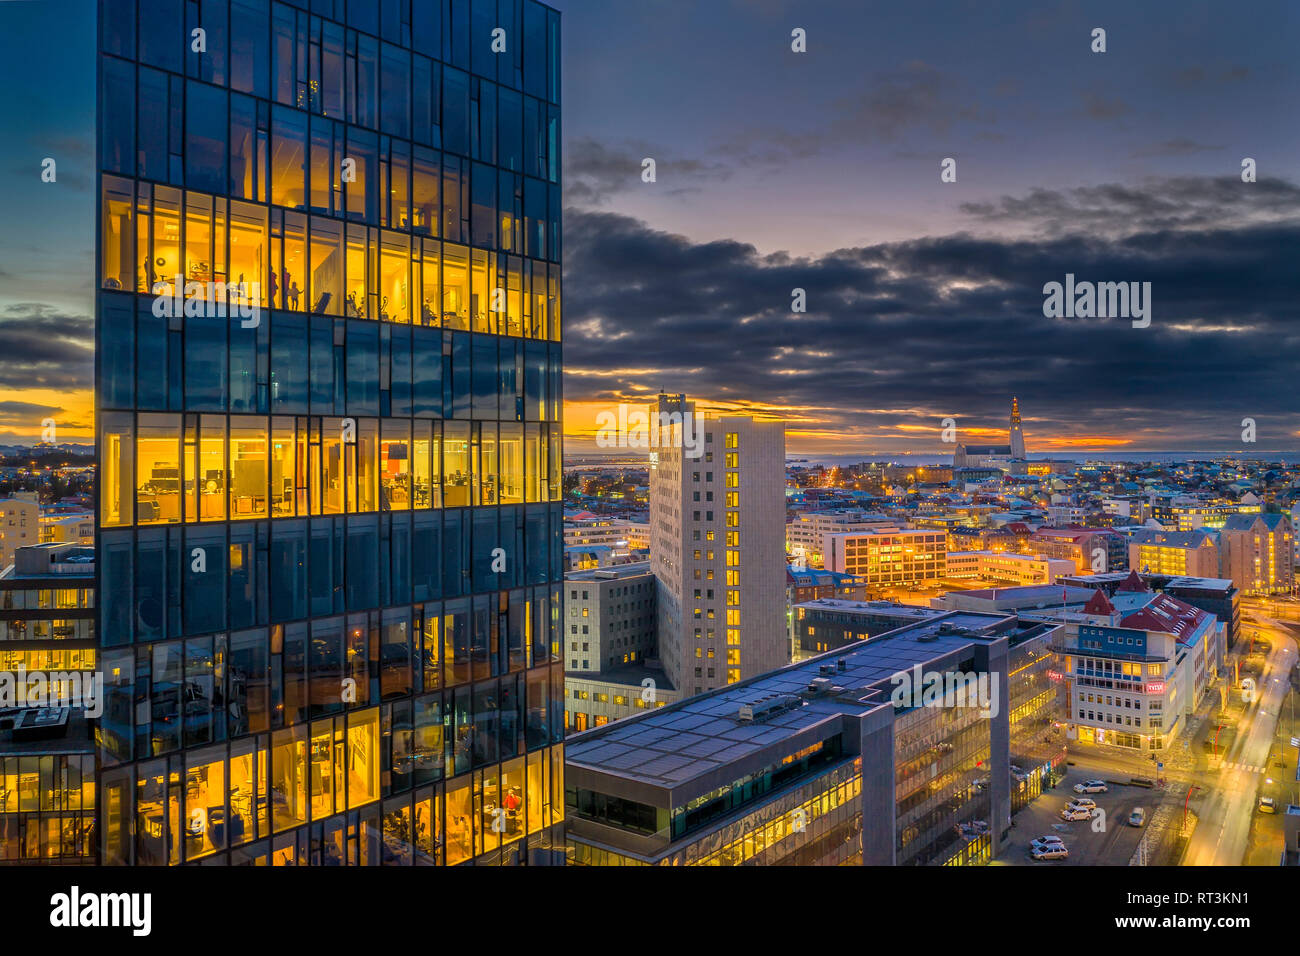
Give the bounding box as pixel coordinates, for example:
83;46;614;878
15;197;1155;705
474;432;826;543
1060;806;1092;821
1258;796;1277;813
1030;836;1065;853
1128;807;1146;827
1068;797;1097;810
1074;779;1108;794
1032;844;1069;860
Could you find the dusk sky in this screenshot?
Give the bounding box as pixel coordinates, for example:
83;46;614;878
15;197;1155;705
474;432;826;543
2;0;1298;454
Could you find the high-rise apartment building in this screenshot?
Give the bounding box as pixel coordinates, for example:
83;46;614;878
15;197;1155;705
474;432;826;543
1128;529;1220;578
1218;513;1294;596
649;395;786;697
95;0;565;866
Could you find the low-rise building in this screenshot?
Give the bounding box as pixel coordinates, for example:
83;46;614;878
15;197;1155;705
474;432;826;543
0;493;39;570
792;599;945;659
563;563;656;674
785;511;894;567
0;542;97;865
945;550;1075;586
822;528;947;586
565;611;1040;866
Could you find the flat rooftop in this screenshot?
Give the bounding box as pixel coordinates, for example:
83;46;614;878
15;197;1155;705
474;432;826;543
951;584;1096;603
566;611;1012;791
565;662;676;691
794;599;943;618
564;561;653;582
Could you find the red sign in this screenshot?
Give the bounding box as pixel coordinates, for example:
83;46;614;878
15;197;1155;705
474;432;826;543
1145;681;1165;695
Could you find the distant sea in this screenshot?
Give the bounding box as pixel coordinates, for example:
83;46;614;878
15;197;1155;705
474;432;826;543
787;451;1300;467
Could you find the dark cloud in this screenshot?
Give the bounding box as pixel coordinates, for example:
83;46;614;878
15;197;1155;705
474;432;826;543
0;304;93;391
959;177;1300;238
564;137;732;206
563;176;1300;450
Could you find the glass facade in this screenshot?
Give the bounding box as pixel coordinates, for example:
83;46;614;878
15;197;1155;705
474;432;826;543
1007;630;1066;813
894;694;992;866
96;0;564;865
0;552;98;864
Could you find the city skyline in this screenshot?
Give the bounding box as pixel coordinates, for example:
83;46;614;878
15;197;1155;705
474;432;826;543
5;1;1300;453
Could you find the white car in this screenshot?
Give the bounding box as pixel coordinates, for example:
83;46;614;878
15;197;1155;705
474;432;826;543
1030;836;1065;853
1032;844;1069;860
1060;806;1091;821
1074;780;1108;794
1068;797;1097;810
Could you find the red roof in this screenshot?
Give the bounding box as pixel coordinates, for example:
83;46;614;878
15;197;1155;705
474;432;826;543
1116;569;1148;592
1082;590;1115;616
1119;594;1208;642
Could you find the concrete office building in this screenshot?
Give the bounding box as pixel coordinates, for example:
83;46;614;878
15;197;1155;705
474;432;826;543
96;0;566;866
945;550;1074;586
822;528;947;586
786;511;894;567
1026;527;1127;575
565;611;1033;866
649;395;786;697
565;666;679;731
563;563;656;675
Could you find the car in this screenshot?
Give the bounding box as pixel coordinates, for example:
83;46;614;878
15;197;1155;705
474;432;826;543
1128;808;1146;827
1258;796;1277;813
1067;797;1097;809
1030;836;1065;852
1074;780;1108;794
1060;807;1092;821
1031;844;1069;860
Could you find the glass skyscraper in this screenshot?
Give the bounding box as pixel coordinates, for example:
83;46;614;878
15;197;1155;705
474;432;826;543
95;0;564;865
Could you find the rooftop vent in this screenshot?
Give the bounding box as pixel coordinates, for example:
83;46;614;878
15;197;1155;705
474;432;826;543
737;694;803;723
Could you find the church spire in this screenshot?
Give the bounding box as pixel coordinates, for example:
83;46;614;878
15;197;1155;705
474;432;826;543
1009;396;1026;458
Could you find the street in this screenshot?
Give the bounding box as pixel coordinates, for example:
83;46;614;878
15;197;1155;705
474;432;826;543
1182;603;1297;866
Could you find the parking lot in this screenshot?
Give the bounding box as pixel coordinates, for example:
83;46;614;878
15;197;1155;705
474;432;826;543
995;768;1155;865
